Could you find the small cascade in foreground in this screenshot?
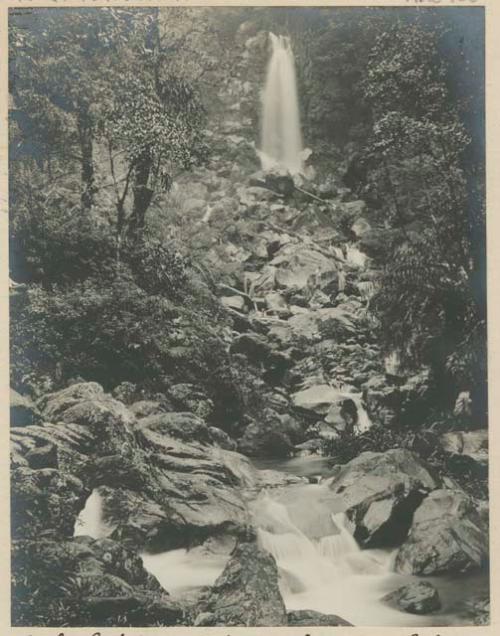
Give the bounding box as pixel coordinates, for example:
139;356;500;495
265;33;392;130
73;489;114;539
260;33;304;175
254;491;389;590
251;488;413;625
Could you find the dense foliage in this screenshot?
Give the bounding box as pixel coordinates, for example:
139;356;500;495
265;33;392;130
357;20;486;421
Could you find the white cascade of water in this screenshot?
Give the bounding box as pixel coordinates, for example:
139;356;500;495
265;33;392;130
73;489;114;539
326;383;373;435
254;492;386;583
349;393;373;434
260;33;304;175
251;489;426;626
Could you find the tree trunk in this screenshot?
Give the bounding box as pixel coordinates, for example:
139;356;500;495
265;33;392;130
78;109;95;212
127;157;153;238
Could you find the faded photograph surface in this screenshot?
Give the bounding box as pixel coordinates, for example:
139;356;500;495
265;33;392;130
8;5;488;628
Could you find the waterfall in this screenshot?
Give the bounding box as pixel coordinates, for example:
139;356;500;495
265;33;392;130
254;491;388;585
251;488;425;626
260;33;304;175
73;489;114;539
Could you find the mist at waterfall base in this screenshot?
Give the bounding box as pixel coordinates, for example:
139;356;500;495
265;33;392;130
259;33;304;175
74;477;487;627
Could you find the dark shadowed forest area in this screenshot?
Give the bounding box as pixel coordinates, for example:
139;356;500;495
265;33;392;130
8;6;489;629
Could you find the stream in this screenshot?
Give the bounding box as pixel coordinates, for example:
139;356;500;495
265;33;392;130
75;455;488;627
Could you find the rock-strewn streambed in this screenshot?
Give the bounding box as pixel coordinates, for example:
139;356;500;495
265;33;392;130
10;139;489;628
11;377;488;627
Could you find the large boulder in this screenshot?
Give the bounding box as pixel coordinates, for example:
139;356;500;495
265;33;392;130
11;466;89;539
96;429;257;550
167;384;215;421
249;169;295;197
237;408;303;458
328;449;440;547
395;489;488;575
439;430;488;476
11;537;183;627
39;382;105;419
272;245;338;294
230;333;292;381
11;417;93;467
292;384;345;416
382;581;441;615
10;389;41;427
201;541;287;626
38;382;135;453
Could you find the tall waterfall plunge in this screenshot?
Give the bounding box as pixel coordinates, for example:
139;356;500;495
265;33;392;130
260;33;304;175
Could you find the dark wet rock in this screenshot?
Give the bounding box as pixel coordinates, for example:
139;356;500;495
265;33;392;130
383;581;441;614
11;537;183;627
249;168;295;197
362;369;432;427
10;388;41;427
201;541;287;626
328;449;440;547
288;609;352;626
439;430;488;475
25;442;58;469
96;438;257;551
38;383;136;455
167;383;215;420
230;333;292;382
237;408;303;458
395;489;488;575
11;466;89;539
112;381;141;405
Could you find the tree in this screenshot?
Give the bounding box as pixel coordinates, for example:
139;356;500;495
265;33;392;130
96;8;209;244
360;20;486;420
9;7;209;274
9;8;125;211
